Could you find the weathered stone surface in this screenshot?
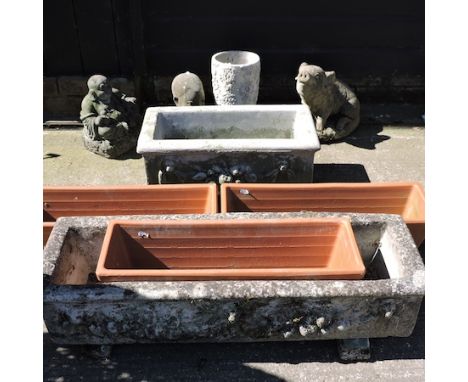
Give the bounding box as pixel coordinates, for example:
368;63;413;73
295;63;360;142
137;105;320;184
82;133;137;159
146;152;315;184
338;338;371;361
171;72;205;106
80;75;141;159
43;212;424;346
211;51;261;105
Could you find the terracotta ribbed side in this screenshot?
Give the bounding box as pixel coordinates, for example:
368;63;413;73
221;182;425;246
96;218;365;281
43;184;218;247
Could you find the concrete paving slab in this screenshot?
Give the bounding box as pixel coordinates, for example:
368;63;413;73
43;126;424;187
43;129;146;186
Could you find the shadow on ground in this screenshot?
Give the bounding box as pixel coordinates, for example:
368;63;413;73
314;163;370;182
114;148;142;160
43;153;61;160
342;124;391;150
332;106;425;150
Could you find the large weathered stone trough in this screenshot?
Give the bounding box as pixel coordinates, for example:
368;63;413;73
137;105;320;184
43;211;424;358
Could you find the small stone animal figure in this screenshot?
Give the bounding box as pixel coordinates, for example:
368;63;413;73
295;63;360;142
171;71;205;106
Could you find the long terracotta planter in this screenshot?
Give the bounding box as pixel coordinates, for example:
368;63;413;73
221;182;425;246
43;184;218;246
96;218;365;281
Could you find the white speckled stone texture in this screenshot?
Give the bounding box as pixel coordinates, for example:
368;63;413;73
43;212;424;346
211;51;261;105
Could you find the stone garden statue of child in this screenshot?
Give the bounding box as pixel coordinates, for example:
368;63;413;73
80;74;141;158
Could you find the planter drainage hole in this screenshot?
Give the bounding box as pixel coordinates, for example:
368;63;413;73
138;231;150;239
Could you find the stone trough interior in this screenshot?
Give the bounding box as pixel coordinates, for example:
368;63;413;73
137;106;319;184
50;215;387;286
154;109;300;140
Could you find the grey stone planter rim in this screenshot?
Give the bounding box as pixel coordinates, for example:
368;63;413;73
136;104;320;154
43;212;425;303
211;51;260;67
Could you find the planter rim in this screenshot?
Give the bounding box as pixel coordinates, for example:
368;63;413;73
137;104;320;153
211;50;260;67
220;181;424;190
220;182;425;222
44;183;217;192
43;212;425;302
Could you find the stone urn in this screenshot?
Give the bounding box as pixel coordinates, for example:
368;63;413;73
211;51;261;105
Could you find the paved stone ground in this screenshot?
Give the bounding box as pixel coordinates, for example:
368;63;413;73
43;103;424;187
43;103;425;381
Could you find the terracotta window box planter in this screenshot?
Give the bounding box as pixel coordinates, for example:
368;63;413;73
221;182;425;246
43;184;217;246
96;218;365;281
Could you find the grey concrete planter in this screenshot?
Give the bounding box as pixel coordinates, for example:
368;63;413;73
137;105;320;184
43;212;424;350
211;51;260;105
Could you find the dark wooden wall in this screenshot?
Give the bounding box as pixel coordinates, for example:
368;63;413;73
44;0;424;103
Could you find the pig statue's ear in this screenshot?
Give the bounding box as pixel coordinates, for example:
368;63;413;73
300;62;308;67
325;71;336;83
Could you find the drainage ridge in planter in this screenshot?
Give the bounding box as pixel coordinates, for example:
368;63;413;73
95;218;365;281
43;184;217;247
221;182;425;246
